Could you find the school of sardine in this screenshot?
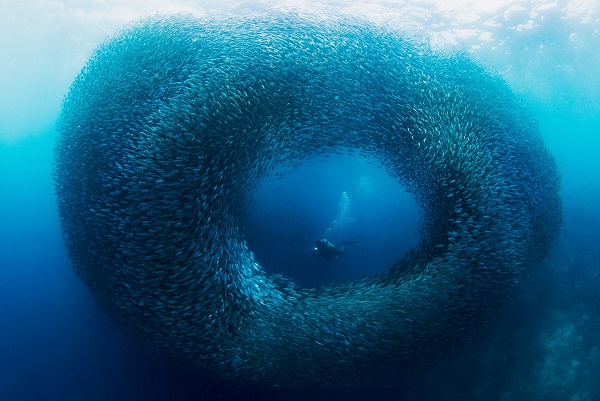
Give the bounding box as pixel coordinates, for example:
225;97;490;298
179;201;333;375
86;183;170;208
53;13;561;385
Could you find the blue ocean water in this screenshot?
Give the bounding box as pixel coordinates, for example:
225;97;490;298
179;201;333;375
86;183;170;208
1;3;599;401
244;154;420;287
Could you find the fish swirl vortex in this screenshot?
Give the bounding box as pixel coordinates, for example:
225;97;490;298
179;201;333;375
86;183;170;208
53;13;561;385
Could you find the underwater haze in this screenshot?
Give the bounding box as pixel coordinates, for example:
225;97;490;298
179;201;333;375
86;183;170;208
1;1;599;400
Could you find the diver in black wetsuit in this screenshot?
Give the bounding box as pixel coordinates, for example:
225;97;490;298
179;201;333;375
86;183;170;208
314;238;360;260
314;238;342;260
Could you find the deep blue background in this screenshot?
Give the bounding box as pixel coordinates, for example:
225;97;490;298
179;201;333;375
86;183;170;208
1;4;600;397
244;154;419;287
1;106;599;400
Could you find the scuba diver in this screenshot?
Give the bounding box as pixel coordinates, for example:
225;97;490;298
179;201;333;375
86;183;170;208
314;238;360;260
